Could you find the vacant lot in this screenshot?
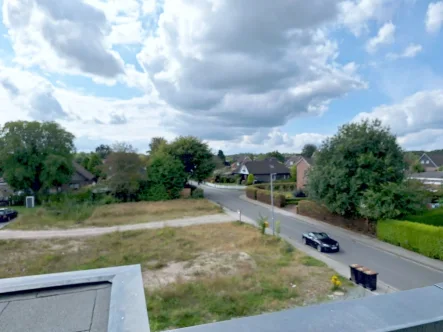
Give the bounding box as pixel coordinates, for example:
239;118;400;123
7;199;222;230
0;223;352;331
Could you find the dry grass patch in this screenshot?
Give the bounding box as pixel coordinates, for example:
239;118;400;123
7;199;222;230
0;223;352;331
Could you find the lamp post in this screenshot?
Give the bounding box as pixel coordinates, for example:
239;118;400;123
270;165;276;236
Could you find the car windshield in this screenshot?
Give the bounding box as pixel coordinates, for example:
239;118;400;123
315;232;329;240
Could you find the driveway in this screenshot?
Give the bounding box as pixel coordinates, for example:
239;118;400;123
202;185;443;291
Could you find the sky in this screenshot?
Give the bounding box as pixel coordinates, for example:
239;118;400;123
0;0;442;154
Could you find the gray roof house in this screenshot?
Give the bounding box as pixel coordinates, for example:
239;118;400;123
419;152;443;171
4;265;443;331
409;171;443;186
233;160;290;182
284;155;301;167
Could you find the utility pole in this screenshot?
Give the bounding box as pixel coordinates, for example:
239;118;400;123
270;164;275;236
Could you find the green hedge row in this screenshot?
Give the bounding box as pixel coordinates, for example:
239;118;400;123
285;197;307;205
377;219;443;260
253;182;297;192
406;208;443;227
246;187;286;207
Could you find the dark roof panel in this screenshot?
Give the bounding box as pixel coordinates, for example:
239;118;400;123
73;161;96;181
242;160;290;175
410;171;443;179
427;152;443;167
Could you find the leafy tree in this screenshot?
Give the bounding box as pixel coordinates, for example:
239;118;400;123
247;174;254;185
147;152;187;199
166;136;215;183
217;150;226;163
87;153;103;178
112;142;136;153
404;152;424;173
95;144;112;159
301;144;317;158
265;150;285;163
359;181;429;220
439;166;443;172
148;137;167;155
103;151;144;201
0;121;75;192
308;119;405;217
290;165;297;182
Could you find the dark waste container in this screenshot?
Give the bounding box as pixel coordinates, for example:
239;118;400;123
363;269;378;291
356;266;367;285
349;264;362;283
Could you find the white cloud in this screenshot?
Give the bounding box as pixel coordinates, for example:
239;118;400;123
366;22;396;53
387;43;422;59
426;1;443;33
2;0;124;78
339;0;401;36
353;90;443;137
137;0;365;142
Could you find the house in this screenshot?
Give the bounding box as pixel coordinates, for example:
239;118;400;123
285;155;302;168
409;171;443;187
230;155;252;170
233;160;290;183
418;152;443;171
296;156;313;190
67;162;97;190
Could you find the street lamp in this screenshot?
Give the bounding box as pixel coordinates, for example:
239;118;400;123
270;164;276;236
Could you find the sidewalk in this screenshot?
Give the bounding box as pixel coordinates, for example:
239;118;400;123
0;213;233;240
240;194;443;274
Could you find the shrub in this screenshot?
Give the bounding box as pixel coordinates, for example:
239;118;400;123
191;188;204;199
247;174;254;185
377;219;443;260
146;184;170;201
246;187;257;200
256;189;286;207
406;208;443;227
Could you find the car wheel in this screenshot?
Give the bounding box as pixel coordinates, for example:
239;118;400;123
317;244;322;252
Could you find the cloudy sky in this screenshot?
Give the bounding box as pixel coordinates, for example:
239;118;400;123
1;0;442;154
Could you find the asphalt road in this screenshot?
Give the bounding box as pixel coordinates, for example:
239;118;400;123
204;186;443;291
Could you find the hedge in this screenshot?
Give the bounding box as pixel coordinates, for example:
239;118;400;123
255;189;286;207
377;219;443;260
253;182;297;192
246;187;257;200
406;208;443;227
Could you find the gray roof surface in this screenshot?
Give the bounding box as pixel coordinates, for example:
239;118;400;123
427;152;443;166
410;171;443;179
73;161;96;181
0;265;149;332
235;160;290;175
0;283;111;332
170;283;443;332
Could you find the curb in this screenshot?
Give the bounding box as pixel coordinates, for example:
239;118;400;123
239;195;443;274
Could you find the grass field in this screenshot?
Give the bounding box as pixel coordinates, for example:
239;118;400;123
0;222;351;331
7;199;222;230
406;208;443;227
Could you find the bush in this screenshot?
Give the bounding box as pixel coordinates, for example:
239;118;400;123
247;174;254;185
246;187;257;200
406;208;443;227
256;189;286;207
377;219;443;260
191;188;204;199
146;184;170;201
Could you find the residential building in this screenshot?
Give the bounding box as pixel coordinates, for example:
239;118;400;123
409;171;443;186
296;156;313;190
285;155;301;167
65;162;97;190
233;160;290;183
418;152;443;171
230;155;252;170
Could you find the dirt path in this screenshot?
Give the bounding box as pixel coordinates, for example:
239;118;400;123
0;214;233;240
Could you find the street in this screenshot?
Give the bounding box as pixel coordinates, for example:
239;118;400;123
203;186;443;291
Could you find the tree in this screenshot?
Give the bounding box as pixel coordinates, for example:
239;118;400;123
404;152;424;173
0;121;75;192
112;142;136;153
87;153;103;178
95;144;112;159
265;150;285;163
103;151;144;201
301;144;317;158
359;181;429;220
290;165;297;182
147;152;187;200
166;136;215;183
308;119;405;217
247;174;254;185
217;150;226;163
148;137;167;155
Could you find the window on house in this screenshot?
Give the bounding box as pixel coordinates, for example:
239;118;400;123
426;160;430;164
421;161;425;164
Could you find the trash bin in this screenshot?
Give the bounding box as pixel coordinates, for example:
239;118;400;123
363;269;378;291
356;266;366;285
349;264;362;283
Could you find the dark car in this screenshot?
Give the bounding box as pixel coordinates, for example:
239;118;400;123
0;208;18;222
302;232;339;252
